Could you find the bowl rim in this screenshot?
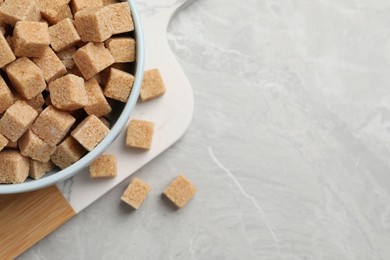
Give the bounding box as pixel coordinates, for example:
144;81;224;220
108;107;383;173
0;0;145;194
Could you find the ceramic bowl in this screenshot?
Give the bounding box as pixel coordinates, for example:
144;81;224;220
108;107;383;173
0;0;145;194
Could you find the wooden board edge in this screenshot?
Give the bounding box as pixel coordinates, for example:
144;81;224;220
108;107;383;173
0;186;75;259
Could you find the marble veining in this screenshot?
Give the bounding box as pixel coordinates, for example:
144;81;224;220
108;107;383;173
208;146;281;254
19;0;390;259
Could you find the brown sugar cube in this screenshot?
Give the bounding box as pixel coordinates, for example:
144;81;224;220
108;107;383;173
71;0;103;14
140;69;166;102
18;130;56;163
32;47;67;83
105;37;135;63
32;105;76;146
163;175;197;208
29;159;55;180
49;74;88;111
25;93;44;110
84;78;112;117
12;21;50;57
6;57;46;99
0;150;29;183
0;76;14;113
42;4;72;25
56;47;76;69
49;18;81;52
121;178;150;209
0;33;15;68
74;6;112;42
0;0;41;27
107;3;134;34
71;115;110;151
51;136;86;169
0;133;8;152
0;100;38;142
104;68;134;102
35;0;72;24
0;26;5;35
34;0;71;10
89;154;116;178
125;120;154;150
73;42;114;80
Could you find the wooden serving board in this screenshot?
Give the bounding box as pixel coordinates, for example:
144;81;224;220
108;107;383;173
0;0;193;258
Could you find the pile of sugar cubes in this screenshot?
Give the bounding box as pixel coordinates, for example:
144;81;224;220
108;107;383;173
0;0;138;184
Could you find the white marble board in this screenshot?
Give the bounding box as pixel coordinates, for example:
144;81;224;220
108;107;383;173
57;0;194;213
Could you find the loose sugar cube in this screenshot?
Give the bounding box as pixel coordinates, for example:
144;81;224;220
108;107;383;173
32;105;76;146
6;57;46;99
74;6;112;42
73;42;114;80
71;115;110;151
71;0;103;14
0;100;38;142
18;130;56;163
0;76;14;113
32;47;67;83
0;0;41;27
104;68;134;102
13;21;50;57
0;33;15;68
163;175;197;208
140;69;166;102
89;154;116;178
125;120;154;150
24;93;44;110
0;133;8;152
107;3;134;34
51;136;86;169
105;37;135;63
49;18;81;52
56;47;76;69
121;178;150;209
49;74;88;111
84;78;112;117
29;159;55;180
0;150;29;184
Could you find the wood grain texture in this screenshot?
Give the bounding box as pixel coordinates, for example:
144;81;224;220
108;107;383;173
0;186;75;259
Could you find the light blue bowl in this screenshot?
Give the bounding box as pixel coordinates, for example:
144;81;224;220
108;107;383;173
0;0;145;194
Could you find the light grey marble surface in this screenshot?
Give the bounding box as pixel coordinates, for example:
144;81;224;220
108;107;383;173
20;0;390;259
